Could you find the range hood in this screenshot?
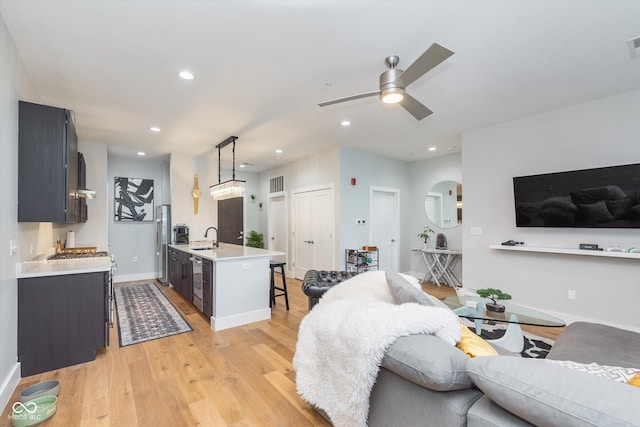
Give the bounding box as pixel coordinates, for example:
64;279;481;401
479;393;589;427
77;152;96;198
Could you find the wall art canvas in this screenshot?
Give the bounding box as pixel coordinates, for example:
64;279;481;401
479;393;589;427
114;177;154;222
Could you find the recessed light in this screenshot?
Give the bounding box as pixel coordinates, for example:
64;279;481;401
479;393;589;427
341;120;351;126
149;126;160;132
137;152;146;156
275;149;283;154
428;147;437;152
178;70;194;80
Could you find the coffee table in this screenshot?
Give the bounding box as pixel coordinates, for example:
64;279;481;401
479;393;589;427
443;296;565;353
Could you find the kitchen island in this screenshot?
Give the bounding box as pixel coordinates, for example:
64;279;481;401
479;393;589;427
168;243;284;331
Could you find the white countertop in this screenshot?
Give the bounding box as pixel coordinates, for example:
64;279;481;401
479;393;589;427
170;243;284;261
17;257;112;279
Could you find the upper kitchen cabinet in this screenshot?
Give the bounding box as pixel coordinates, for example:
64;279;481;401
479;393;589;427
18;101;82;223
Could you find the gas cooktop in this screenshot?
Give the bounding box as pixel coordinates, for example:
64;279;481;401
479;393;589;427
48;251;110;260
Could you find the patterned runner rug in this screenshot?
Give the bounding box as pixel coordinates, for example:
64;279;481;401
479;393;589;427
461;318;554;358
114;282;192;347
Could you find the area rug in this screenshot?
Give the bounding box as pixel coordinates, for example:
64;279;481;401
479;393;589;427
114;283;192;347
461;318;554;358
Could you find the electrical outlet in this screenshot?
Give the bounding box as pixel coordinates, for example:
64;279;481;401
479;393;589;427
568;290;576;300
470;227;483;235
132;256;138;263
9;239;18;256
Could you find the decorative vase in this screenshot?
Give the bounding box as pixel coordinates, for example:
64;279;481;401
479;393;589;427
485;302;506;313
422;242;429;250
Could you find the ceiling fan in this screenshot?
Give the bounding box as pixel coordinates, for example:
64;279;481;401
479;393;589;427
318;43;454;121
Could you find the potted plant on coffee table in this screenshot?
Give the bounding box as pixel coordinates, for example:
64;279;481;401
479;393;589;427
476;288;512;313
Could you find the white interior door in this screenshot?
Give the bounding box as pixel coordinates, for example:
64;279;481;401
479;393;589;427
268;194;287;264
311;189;333;271
371;188;399;272
293;191;314;278
292;187;334;278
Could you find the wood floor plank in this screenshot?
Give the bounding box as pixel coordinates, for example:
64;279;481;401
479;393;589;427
1;275;563;427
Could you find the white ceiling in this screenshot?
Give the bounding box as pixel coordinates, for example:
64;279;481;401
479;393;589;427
1;1;639;172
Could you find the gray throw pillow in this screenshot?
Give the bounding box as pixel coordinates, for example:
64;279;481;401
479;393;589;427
467;356;640;426
385;271;435;306
382;334;474;391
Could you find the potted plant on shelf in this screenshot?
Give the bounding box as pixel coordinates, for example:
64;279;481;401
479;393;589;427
418;226;435;249
476;288;512;312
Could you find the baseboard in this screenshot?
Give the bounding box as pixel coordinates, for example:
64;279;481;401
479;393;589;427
210;308;271;332
113;272;158;284
0;362;21;412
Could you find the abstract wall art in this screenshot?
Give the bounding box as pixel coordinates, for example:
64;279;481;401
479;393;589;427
114;177;154;222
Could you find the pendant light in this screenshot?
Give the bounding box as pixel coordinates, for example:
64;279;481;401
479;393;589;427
209;136;246;200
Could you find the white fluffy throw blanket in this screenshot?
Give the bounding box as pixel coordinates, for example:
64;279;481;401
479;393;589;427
293;272;461;427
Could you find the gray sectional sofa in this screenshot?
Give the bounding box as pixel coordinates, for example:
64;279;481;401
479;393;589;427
369;321;640;426
299;271;640;426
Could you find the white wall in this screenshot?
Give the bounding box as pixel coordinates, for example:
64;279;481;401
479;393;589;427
339;147;413;272
169;153;259;245
462;90;640;330
258;147;341;272
0;12;37;411
408;153;462;278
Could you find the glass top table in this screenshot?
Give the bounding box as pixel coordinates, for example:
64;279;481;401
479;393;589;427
443;296;565;328
443;296;565;353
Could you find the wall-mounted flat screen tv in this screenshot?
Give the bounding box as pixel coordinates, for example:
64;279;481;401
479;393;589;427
513;163;640;228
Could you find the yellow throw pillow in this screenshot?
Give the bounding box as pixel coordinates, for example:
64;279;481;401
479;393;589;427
456;324;499;358
627;372;640;388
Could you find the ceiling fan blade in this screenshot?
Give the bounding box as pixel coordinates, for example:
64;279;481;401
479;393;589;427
395;43;454;89
318;90;380;107
400;94;433;121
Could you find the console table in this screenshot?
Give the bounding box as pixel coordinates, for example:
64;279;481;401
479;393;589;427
413;248;462;287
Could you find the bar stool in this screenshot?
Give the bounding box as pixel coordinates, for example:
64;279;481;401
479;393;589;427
269;261;289;310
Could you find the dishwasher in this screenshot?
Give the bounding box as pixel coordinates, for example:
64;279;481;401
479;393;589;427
190;256;204;312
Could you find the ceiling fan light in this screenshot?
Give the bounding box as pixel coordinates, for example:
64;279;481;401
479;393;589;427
380;88;404;104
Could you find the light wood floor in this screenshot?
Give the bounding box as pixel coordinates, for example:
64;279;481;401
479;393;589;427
1;277;563;426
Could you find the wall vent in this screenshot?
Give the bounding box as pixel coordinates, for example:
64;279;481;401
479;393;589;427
270;175;285;193
628;36;640;58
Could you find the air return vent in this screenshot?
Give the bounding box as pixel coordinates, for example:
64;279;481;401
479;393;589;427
270;175;285;193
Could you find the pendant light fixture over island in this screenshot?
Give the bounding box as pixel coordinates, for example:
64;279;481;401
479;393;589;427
209;135;246;200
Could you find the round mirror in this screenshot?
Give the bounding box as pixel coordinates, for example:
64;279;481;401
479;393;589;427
424;180;462;229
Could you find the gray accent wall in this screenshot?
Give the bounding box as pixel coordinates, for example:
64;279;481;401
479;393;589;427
462;89;640;331
108;155;169;282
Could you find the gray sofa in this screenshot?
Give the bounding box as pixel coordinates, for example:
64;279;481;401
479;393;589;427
369;321;640;426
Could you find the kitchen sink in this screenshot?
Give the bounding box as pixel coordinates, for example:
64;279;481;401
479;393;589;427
191;247;214;251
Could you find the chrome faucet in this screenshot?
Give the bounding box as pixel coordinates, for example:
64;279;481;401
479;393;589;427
204;227;219;248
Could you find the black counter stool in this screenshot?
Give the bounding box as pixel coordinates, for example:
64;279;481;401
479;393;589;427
270;261;289;310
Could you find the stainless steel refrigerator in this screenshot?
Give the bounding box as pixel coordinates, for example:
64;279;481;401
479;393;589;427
156;204;171;285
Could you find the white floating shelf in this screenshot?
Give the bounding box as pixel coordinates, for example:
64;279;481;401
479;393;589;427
489;244;640;260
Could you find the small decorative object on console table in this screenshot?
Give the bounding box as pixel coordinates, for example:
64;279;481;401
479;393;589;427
418;226;435;249
476;288;512;313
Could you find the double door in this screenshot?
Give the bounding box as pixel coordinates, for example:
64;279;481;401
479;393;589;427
293;187;334;279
